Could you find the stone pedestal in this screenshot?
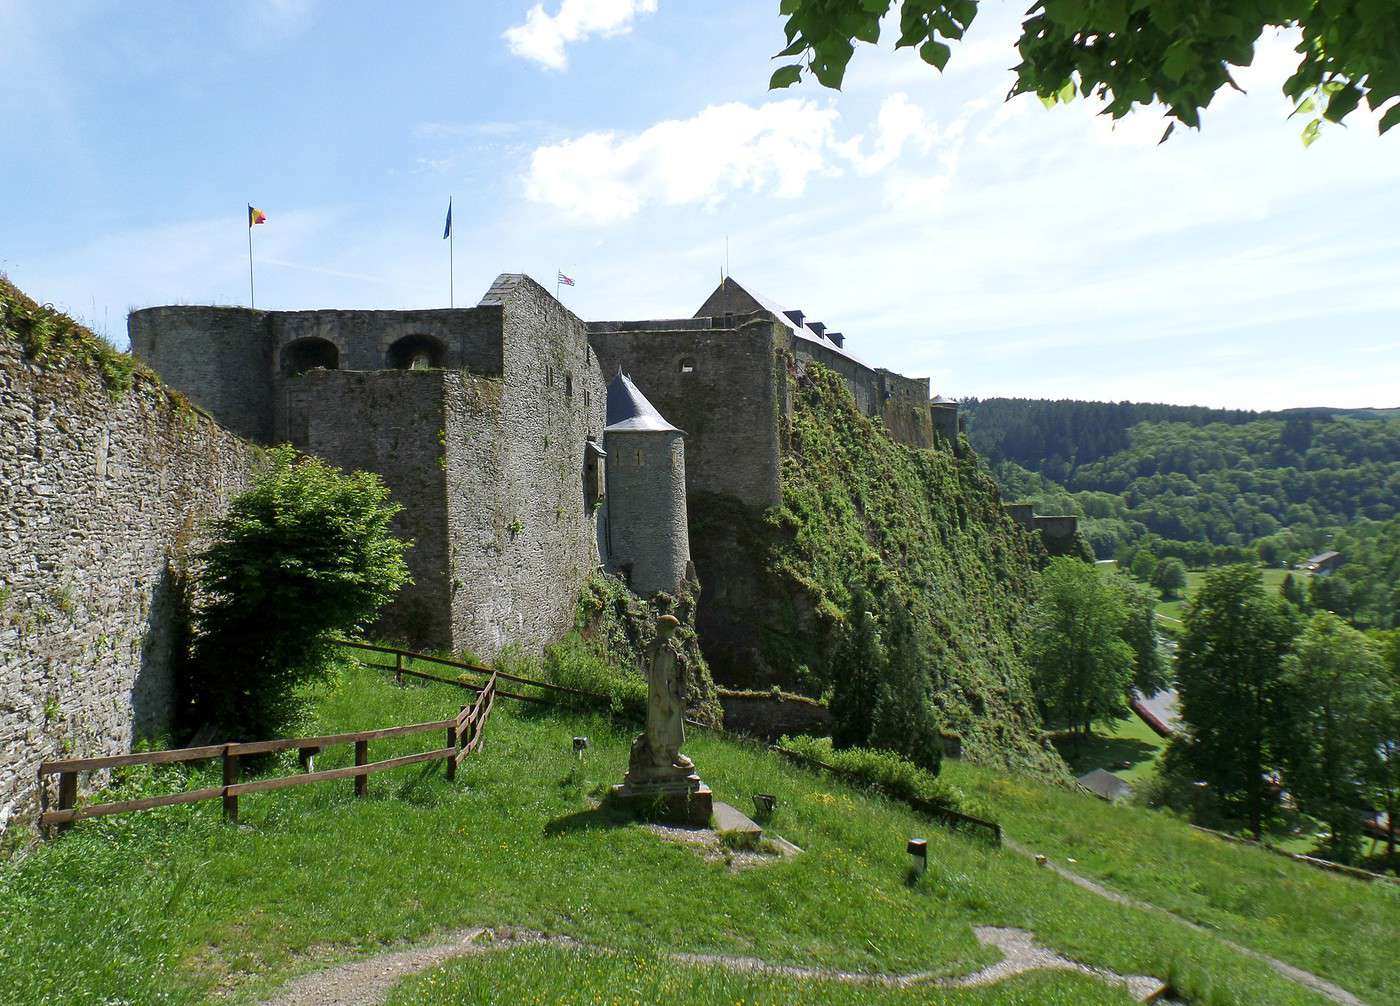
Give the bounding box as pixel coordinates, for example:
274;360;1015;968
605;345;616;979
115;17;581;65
611;777;713;826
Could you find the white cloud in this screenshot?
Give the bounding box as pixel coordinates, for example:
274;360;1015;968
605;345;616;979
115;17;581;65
504;0;657;71
525;95;957;224
525;100;842;223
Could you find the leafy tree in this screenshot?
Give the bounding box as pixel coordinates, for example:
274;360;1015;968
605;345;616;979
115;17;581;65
1129;547;1158;583
830;586;944;772
1027;557;1134;740
188;446;412;739
1118;577;1168;696
1367;632;1400;868
1152;557;1188;599
770;1;1400;140
1174;565;1300;838
1280;572;1308;609
1310;574;1354;618
1278;613;1387;861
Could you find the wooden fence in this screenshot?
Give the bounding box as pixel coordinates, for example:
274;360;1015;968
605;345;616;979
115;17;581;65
336;638;612;708
37;671;498;833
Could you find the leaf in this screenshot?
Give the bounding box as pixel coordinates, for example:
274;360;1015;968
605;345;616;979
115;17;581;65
780;0;801;14
1380;103;1400;135
919;38;951;70
1323;83;1363;123
776;37;808;57
1288;96;1315;120
1162;39;1193;82
1057;79;1075;103
1158;122;1175;145
770;64;804;89
1301;118;1321;147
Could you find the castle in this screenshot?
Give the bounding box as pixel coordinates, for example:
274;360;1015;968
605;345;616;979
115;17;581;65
129;273;971;674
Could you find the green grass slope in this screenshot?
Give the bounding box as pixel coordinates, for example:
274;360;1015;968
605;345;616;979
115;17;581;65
692;366;1056;776
4;666;1395;1005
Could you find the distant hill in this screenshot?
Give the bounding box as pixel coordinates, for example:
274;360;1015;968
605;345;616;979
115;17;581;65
961;398;1400;613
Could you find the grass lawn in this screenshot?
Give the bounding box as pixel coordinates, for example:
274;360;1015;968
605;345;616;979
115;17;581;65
943;757;1400;1006
1052;714;1167;786
0;664;1391;1006
1153;566;1306;624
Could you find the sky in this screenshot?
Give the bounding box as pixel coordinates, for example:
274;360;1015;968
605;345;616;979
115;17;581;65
3;0;1398;411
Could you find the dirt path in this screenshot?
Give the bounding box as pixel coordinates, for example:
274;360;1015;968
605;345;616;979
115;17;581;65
1003;837;1369;1006
259;925;1170;1006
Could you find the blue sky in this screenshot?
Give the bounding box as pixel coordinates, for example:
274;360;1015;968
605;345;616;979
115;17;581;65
3;0;1398;410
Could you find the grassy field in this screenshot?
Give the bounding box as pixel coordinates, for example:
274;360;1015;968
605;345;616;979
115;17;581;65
1;664;1394;1006
1052;713;1168;786
1154;566;1302;625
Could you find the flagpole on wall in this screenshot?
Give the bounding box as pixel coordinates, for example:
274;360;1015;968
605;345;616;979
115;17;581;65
248;215;256;309
449;197;454;308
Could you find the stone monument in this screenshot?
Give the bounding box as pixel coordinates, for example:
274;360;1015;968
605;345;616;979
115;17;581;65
613;614;713;824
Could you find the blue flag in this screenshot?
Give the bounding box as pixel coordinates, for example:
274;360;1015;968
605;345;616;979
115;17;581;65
443;198;452;239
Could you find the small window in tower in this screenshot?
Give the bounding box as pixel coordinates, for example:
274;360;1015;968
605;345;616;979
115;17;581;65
546;365;554;387
586;343;591;364
635;449;643;467
565;373;573;398
584;389;590;410
679;357;696;374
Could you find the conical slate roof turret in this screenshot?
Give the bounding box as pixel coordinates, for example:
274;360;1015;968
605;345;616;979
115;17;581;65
605;370;681;433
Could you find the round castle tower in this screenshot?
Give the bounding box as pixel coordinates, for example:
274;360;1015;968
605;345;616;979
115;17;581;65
603;370;690;597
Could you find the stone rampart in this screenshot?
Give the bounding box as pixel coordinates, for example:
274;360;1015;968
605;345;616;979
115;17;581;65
0;336;259;835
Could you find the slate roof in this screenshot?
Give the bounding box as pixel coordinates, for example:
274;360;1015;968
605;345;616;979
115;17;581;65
1077;768;1134;802
700;278;872;368
605;370;681;434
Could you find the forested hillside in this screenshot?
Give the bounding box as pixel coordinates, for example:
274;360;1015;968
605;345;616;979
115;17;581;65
962;398;1400;626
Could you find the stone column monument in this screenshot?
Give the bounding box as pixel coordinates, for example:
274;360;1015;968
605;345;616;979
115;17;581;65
613;614;713;824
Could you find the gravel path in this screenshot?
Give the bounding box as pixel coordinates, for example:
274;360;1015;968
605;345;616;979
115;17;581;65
258;925;1169;1006
1004;838;1369;1006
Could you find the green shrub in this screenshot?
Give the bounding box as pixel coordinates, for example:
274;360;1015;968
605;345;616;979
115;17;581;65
775;734;967;813
186;446;411;739
541;632;648;718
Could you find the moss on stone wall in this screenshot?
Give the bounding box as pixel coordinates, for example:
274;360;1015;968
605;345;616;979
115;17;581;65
696;365;1064;777
573;572;722;726
0;278;141;400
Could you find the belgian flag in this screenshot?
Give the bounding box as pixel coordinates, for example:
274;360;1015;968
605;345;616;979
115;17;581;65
248;205;267;227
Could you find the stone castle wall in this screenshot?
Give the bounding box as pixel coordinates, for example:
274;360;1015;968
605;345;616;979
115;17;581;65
285;369;453;647
0;339;259;835
588;315;786;510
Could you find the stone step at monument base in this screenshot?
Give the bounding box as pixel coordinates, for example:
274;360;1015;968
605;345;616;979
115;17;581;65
711;801;762;841
611;781;713;827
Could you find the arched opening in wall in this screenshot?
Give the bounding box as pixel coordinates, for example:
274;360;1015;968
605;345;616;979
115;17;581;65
387;334;447;370
282;338;339;377
678;357;696;374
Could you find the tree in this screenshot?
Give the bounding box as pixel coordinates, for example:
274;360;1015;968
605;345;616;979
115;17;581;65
1280;572;1308;609
1129;547;1158;583
770;1;1400;142
188;446;412;739
1278;613;1387;862
1310;574;1354;618
1366;631;1400;869
1175;565;1300;838
831;586;885;752
1027;557;1134;740
1152;557;1188;600
1117;577;1168;697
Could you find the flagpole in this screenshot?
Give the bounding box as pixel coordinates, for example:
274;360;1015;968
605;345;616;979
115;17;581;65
248;219;256;309
449;196;454;308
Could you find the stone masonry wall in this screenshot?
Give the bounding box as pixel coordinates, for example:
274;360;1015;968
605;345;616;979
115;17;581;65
588;316;785;510
128;307;275;443
604;430;690;597
448;275;606;657
285;369;452;648
0;338;259;836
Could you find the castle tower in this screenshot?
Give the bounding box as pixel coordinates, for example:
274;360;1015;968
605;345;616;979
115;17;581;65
603;370;690;596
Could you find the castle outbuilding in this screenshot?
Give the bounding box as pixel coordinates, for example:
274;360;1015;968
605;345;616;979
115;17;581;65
602;371;691;597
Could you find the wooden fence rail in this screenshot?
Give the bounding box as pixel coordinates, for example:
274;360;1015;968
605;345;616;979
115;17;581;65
38;672;498;833
335;639;610;704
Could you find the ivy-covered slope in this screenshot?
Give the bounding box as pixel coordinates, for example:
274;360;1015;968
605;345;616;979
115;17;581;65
692;366;1061;777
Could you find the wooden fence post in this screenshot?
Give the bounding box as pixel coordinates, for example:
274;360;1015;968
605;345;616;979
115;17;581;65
222;750;239;823
57;771;78;834
446;723;458;780
394;652;403;686
354;740;368;797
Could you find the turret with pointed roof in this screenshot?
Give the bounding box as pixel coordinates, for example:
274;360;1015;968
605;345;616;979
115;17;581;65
603;370;690;597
